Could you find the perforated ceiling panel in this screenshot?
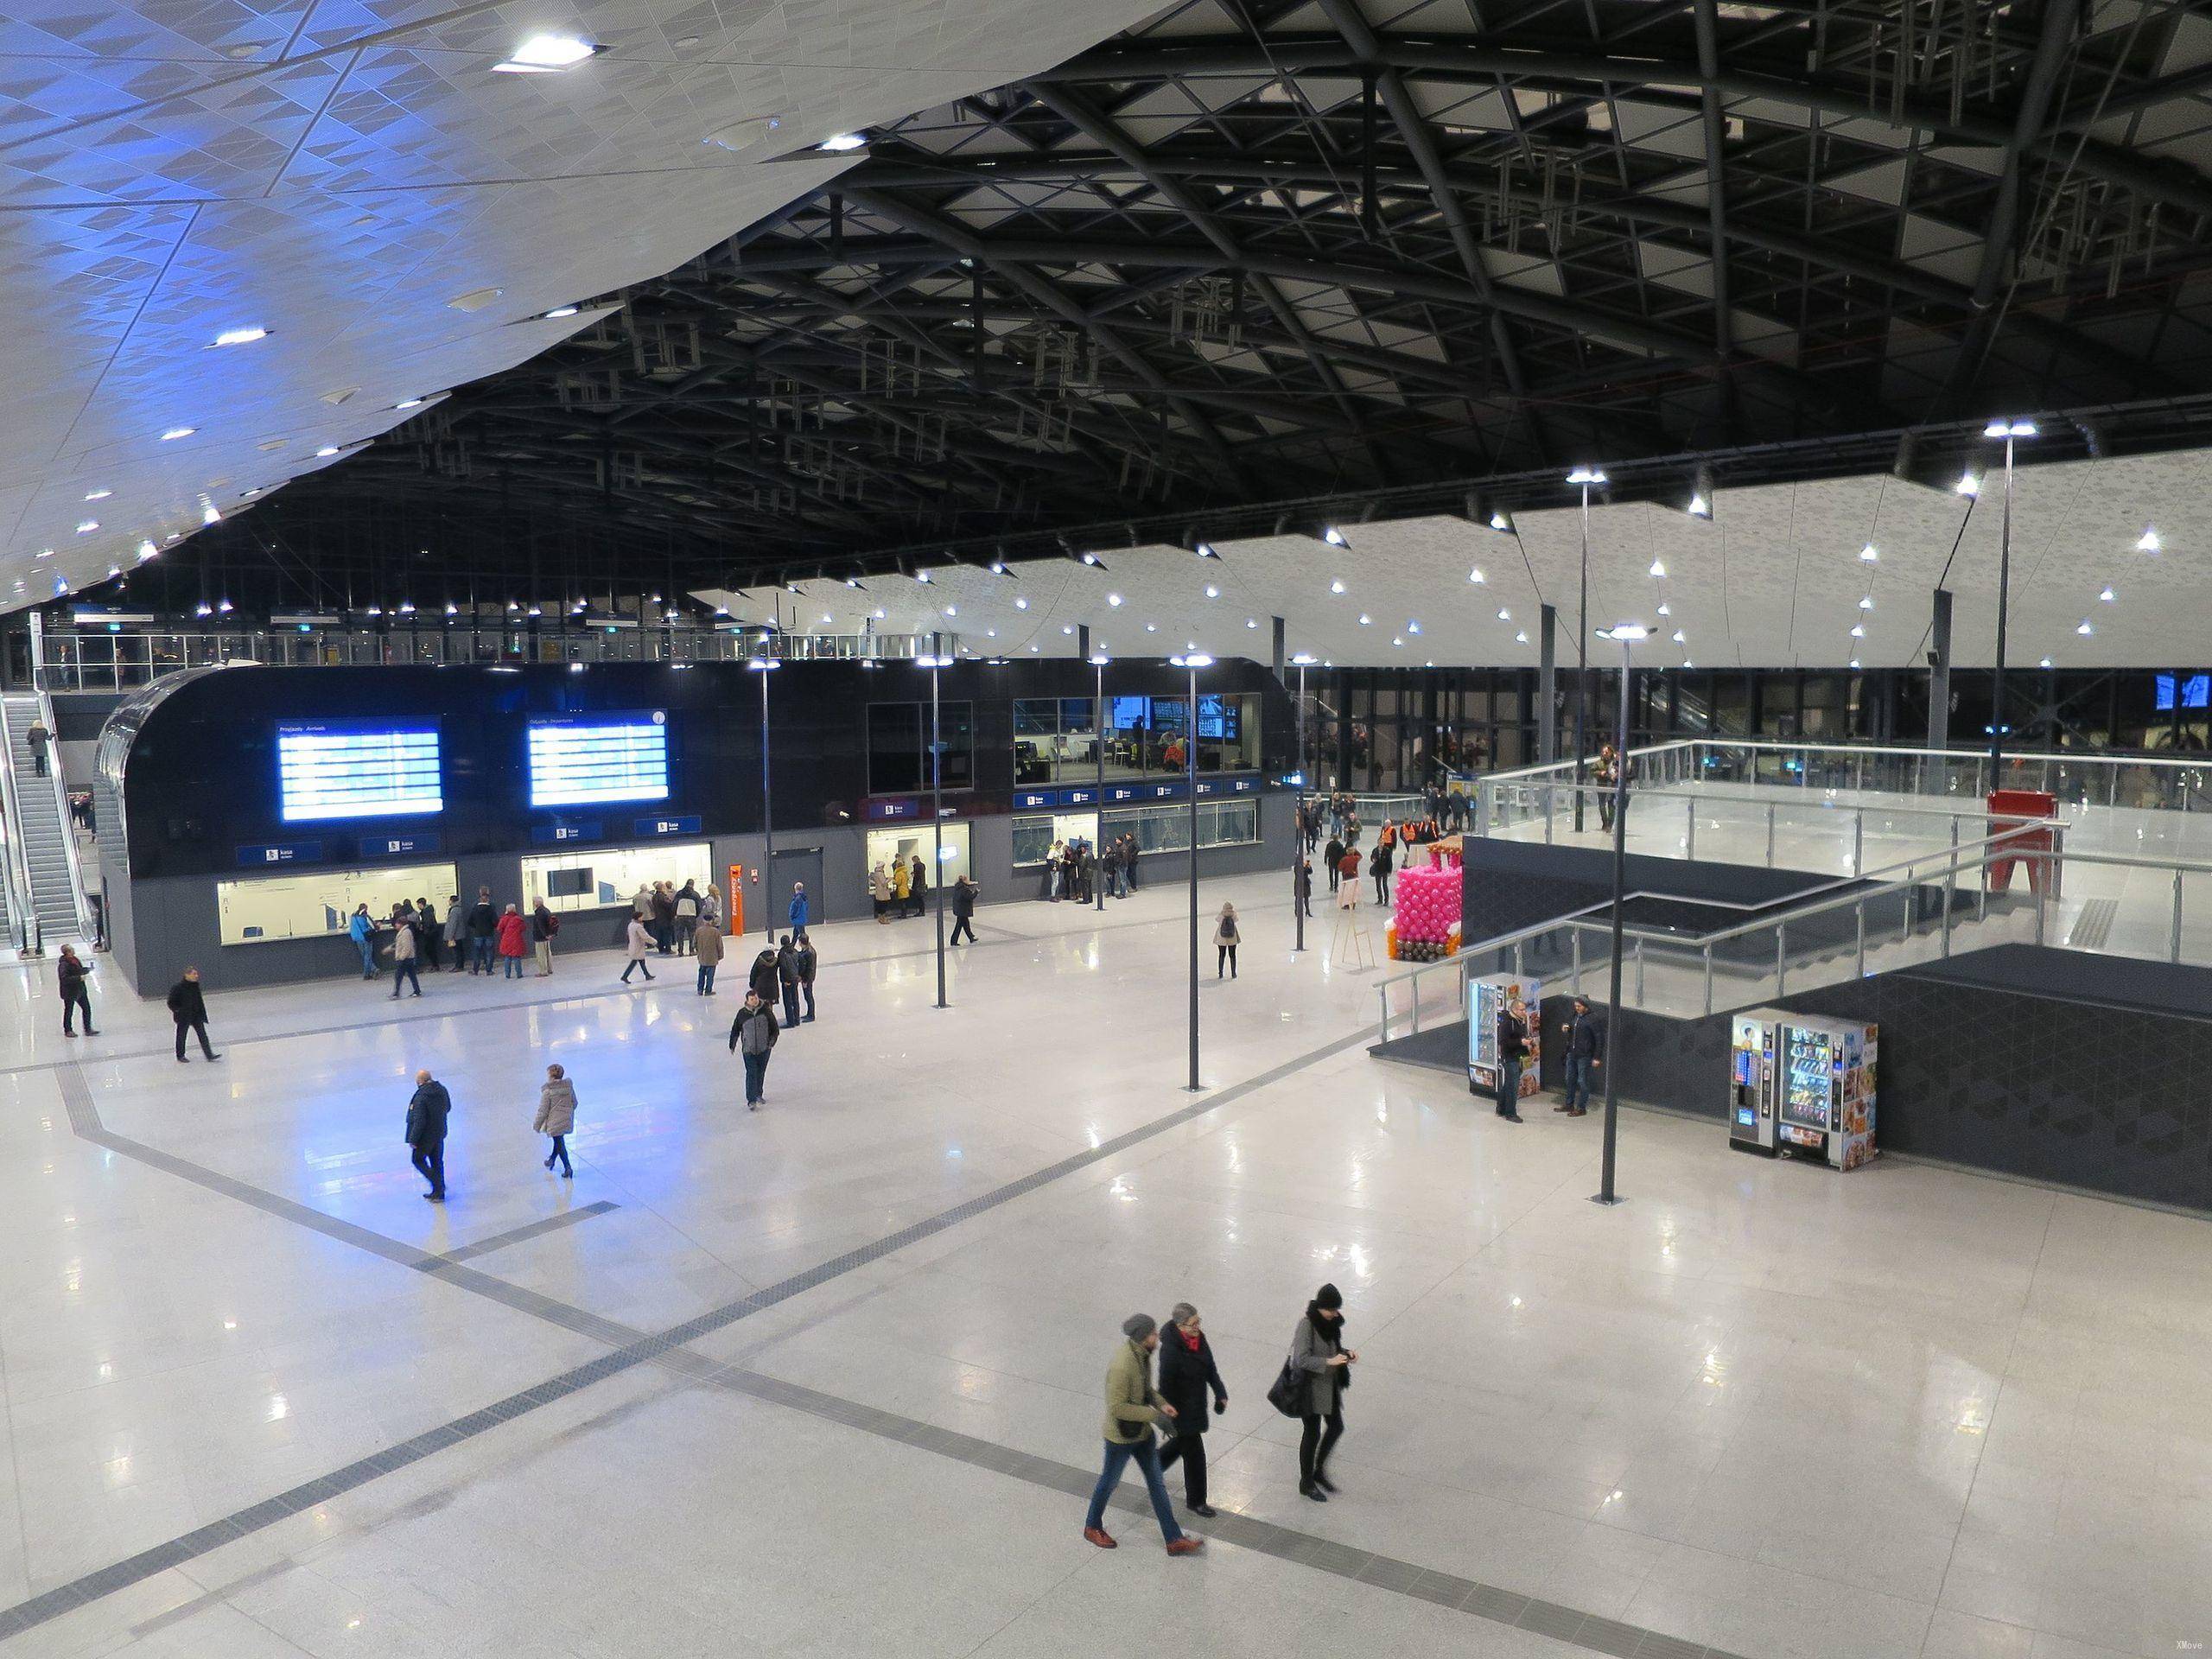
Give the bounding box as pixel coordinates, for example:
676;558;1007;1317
0;0;1160;610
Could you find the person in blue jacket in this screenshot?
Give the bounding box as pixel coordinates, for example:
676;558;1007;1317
789;880;810;933
346;905;376;978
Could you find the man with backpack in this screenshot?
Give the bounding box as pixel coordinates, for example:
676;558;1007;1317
727;990;779;1109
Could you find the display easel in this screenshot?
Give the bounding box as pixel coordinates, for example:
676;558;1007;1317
1330;915;1377;969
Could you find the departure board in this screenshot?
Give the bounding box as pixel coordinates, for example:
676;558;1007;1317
527;711;670;808
276;720;443;823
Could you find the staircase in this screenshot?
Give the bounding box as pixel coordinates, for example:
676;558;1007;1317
1;695;84;944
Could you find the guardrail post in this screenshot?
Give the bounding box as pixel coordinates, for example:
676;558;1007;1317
1378;985;1389;1043
1853;811;1864;874
1776;923;1787;996
1544;785;1555;844
1635;936;1645;1005
1686;798;1696;860
1902;883;1914;946
1702;944;1713;1015
1513;939;1524;980
1571;928;1583;994
1766;804;1777;867
1855;901;1866;978
1942;865;1955;957
2173;868;2184;963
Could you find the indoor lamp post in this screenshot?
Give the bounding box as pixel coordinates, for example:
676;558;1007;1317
1291;652;1318;952
1590;621;1646;1208
917;649;950;1009
1091;652;1109;914
745;656;779;938
1567;467;1608;835
1983;418;2037;792
1172;653;1212;1092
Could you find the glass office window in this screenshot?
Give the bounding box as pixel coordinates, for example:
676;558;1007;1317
1014;697;1102;785
1102;799;1259;854
868;702;924;795
520;841;711;914
866;823;971;888
1205;799;1259;846
216;861;456;946
1012;810;1098;866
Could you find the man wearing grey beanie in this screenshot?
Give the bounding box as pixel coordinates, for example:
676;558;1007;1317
1082;1313;1205;1554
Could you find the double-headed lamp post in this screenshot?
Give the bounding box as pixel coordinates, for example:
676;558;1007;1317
915;651;951;1008
1290;652;1318;952
1590;621;1646;1208
1982;419;2037;789
1171;653;1212;1092
745;656;779;938
1091;652;1109;914
1567;467;1608;834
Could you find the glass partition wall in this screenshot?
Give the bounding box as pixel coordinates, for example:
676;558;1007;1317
1012;693;1260;786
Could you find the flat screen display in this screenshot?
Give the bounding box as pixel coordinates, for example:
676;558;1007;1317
528;711;670;808
276;720;442;823
1109;695;1150;730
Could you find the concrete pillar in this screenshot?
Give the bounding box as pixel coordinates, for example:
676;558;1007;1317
1077;624;1090;661
1928;588;1953;797
1538;602;1559;764
1271;614;1286;679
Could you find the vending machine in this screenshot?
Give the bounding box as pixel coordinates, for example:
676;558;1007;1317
1726;1008;1878;1170
1468;975;1542;1103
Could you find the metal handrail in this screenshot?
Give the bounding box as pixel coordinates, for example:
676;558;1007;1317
32;681;94;942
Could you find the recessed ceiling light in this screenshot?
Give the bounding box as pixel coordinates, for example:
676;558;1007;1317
1848;624;1865;638
2099;587;2116;602
1656;602;1671;616
315;445;340;457
1407;620;1421;634
1649;559;1666;577
943;605;957;617
1107;593;1122;607
1204;585;1218;599
1392;636;1403;646
1859;543;1879;563
1859;596;1874;610
543;306;580;320
1515;631;1529;644
137;543;157;560
493;33;599;73
915;569;933;583
1497;608;1511;621
2076;620;2094;635
1061;625;1074;635
1145;623;1157;632
1849;658;1861;670
394;397;425;410
160;426;194;441
74;519;98;534
2137;528;2161;553
210;326;268;347
818;132;868;152
1357;613;1371;626
1330;579;1345;594
2039;657;2053;668
1014;597;1028;610
1672;630;1686;643
84;488;111;500
1029;644;1040;653
202;505;221;524
1321;526;1347;546
35;548;54;559
1467;567;1484;583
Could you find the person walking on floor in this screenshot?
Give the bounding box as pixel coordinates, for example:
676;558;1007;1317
620;912;655;983
442;893;467;971
495;903;528;980
167;967;219;1062
1559;995;1603;1117
534;1063;575;1178
1289;1283;1357;1501
673;880;700;957
416;898;442;972
1082;1313;1203;1555
531;898;559;976
1324;831;1344;894
1213;902;1241;978
727;990;779;1109
776;934;802;1028
1154;1304;1228;1518
694;915;723;995
391;910;423;999
1370;839;1395;906
788;880;809;934
792;931;817;1021
57;944;96;1037
404;1068;450;1202
950;874;977;945
467;887;497;975
1493;996;1529;1123
25;715;51;777
346;904;377;979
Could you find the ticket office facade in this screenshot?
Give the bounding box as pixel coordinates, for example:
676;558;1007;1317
97;658;1296;993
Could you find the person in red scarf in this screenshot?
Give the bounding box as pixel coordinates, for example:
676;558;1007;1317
1154;1302;1229;1517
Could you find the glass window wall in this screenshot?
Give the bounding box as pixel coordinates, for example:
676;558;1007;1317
1012;810;1099;867
216;861;457;946
1015;692;1259;785
868;700;973;795
520;841;712;914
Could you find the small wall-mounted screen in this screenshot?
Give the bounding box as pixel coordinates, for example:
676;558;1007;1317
276;720;442;823
527;711;670;808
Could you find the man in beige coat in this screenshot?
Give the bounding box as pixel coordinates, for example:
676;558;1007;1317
694;918;724;995
1081;1313;1204;1555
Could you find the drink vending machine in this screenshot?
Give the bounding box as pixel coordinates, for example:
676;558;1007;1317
1468;975;1543;1103
1726;1008;1878;1171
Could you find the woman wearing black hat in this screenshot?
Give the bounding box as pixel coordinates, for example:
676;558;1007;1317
1289;1283;1357;1500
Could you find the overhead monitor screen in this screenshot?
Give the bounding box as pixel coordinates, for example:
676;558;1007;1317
276;720;443;823
527;710;670;808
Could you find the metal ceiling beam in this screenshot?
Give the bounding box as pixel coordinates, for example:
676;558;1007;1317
1690;0;1737;439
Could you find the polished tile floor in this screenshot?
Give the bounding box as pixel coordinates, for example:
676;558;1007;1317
0;874;2208;1658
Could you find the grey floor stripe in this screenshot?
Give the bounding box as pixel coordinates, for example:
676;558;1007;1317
695;1365;1753;1659
2065;896;2118;950
435;1201;620;1264
2;892;1294;1077
6;1022;1365;1643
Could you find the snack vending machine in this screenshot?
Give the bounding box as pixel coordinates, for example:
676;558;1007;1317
1726;1009;1878;1170
1468;975;1542;1103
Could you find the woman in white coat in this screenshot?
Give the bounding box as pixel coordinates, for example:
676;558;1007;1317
533;1063;576;1177
620;913;654;983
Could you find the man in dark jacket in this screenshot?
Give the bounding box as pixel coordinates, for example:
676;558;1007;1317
950;876;977;946
791;931;817;1021
775;934;802;1027
467;887;497;975
1494;999;1529;1123
747;947;779;1005
1122;836;1140;893
1559;995;1603;1117
1154;1303;1229;1517
1294;856;1313;919
727;991;779;1109
167;967;219;1062
57;945;96;1037
404;1068;451;1200
1323;833;1344;893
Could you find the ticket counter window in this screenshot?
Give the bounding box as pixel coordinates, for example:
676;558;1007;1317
216;860;457;945
520;841;712;914
865;823;971;889
1012;810;1098;866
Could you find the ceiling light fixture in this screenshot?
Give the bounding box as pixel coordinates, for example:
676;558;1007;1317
1687;493;1710;520
84;489;111;501
1849;624;1865;639
817;131;868;152
1649;559;1666;578
74;519;99;534
1859;543;1879;563
2100;587;2116;602
1330;579;1345;594
1859;596;1874;610
1014;596;1028;610
1955;473;1980;498
543;306;580;320
1489;511;1513;532
1467;567;1485;584
1497;608;1511;621
210;326;268;347
1515;631;1529;644
315;445;340;457
160;426;194;441
2138;528;2161;553
1204;585;1218;599
2076;620;2094;636
394;397;425;410
2040;657;2054;669
1656;602;1671;617
1107;593;1122;607
1322;526;1347;547
493;33;599;73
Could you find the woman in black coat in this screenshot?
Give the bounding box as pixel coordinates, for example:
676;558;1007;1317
1154;1302;1229;1517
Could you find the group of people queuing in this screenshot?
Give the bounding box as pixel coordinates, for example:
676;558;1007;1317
619;878;728;982
348;890;568;994
868;854;933;922
1084;1284;1357;1555
1417;780;1472;834
1041;833;1143;904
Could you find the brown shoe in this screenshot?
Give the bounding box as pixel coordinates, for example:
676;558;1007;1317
1166;1536;1205;1556
1552;1102;1573;1112
1083;1527;1117;1549
1567;1108;1588;1116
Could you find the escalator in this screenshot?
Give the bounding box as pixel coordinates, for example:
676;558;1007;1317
1;693;88;946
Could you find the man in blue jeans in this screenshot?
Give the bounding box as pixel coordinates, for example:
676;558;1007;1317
1084;1313;1205;1556
1559;995;1603;1116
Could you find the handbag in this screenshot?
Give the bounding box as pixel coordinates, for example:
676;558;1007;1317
1266;1357;1306;1418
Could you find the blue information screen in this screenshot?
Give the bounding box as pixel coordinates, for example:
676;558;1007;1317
276;720;442;823
528;711;670;808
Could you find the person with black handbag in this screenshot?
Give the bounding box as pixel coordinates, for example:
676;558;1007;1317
1154;1303;1228;1518
1287;1283;1357;1501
